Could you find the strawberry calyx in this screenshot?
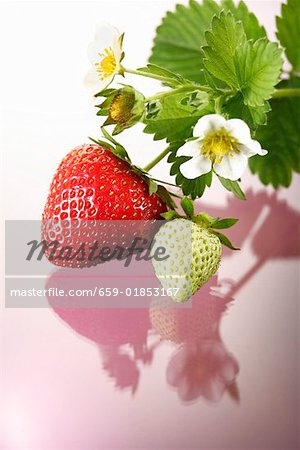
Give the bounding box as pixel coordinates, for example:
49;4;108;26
89;129;176;210
161;196;239;250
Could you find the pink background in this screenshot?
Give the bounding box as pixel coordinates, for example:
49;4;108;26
1;1;299;449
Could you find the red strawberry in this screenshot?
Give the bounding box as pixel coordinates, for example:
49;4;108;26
42;144;167;267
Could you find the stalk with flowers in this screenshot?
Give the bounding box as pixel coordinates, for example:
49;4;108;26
42;0;300;302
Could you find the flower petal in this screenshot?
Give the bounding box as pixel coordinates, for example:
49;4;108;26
239;140;268;157
176;140;200;158
95;22;120;42
225;118;252;144
213;153;248;180
193;114;226;138
84;69;114;95
88;23;120;64
180;155;212;179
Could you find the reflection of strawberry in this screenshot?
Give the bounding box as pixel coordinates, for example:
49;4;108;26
46;264;154;394
42;144;167;267
150;279;230;343
150;279;239;404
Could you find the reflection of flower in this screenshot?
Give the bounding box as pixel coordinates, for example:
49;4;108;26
85;23;123;95
177;114;267;181
167;341;239;403
150;278;239;404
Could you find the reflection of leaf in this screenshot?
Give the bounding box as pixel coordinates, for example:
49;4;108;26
249;78;300;188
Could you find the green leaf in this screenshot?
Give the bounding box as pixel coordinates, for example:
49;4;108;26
212;231;240;250
249;78;300;188
149;0;266;85
224;92;270;128
211;217;238;229
181;197;194;217
217;176;246;200
234;39;282;107
149;0;221;83
221;0;266;40
203;12;246;88
203;12;282;110
276;0;300;72
143;90;212;142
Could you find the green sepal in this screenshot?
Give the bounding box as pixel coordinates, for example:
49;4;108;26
96;86;146;135
180;197;194;217
156;185;177;210
99;127;131;162
148;178;158;195
211;217;239;229
217;175;246;200
161;210;181;220
212;230;240;250
193;212;216;227
88;136;115;153
94;88;117;98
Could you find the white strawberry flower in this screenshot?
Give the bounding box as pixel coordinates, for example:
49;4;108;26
177;114;267;181
85;23;124;96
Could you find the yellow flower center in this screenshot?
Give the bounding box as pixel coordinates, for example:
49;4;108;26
201;128;240;164
95;47;117;80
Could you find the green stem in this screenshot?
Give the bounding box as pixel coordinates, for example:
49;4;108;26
145;85;209;103
273;88;300;99
151;178;178;188
123;66;210;94
215;96;223;114
123;67;170;83
143;147;171;172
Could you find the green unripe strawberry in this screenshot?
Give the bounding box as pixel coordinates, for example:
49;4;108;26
151;218;222;303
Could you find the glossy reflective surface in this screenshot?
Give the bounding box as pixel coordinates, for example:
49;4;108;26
2;188;299;449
